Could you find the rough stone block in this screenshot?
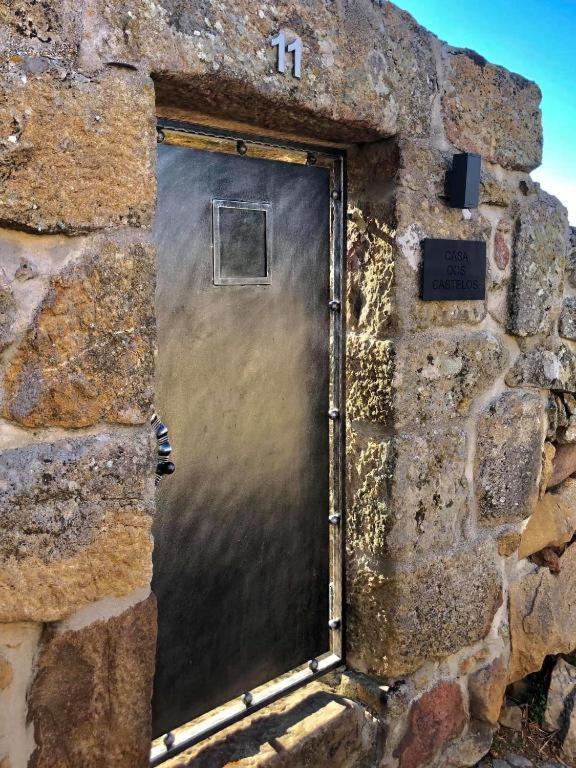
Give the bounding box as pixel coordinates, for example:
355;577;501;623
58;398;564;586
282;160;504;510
0;430;154;622
468;657;507;725
393;681;467;768
347;332;393;424
0;60;155;233
347;423;469;563
388;425;469;559
0;622;41;768
0;0;80;60
3;236;155;428
0;654;11;690
346;429;392;564
81;1;437;143
347;539;502;678
480;166;517;208
443;719;495;767
0;228;87;348
507;192;568;336
441;47;543;172
159;681;382;768
347;205;394;338
519;480;576;559
509;543;576;681
28;595;157;768
543;657;576;732
548;443;576;487
506;345;576;393
393;331;507;431
487;217;513;326
567;227;576;287
475;391;544;526
0;270;15;351
562;716;576;763
559;297;576;340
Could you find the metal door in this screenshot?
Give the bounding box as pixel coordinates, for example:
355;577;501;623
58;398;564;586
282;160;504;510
151;123;344;755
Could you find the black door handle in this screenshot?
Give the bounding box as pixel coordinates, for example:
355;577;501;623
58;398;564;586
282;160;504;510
151;413;175;485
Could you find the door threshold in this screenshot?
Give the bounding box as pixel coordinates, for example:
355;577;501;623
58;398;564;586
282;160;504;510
150;653;343;766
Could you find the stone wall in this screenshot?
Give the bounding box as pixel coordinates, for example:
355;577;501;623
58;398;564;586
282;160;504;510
0;1;573;767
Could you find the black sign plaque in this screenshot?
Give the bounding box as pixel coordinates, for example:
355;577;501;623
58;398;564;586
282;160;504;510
421;238;486;301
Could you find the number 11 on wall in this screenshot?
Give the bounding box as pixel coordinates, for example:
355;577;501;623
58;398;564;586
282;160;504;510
271;32;303;79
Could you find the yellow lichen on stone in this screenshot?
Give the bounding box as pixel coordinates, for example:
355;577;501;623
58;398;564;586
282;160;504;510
0;511;152;623
347;332;394;423
0;654;12;690
347;205;395;338
347;429;392;560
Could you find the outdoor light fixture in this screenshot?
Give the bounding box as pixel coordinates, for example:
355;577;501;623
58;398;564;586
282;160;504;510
450;152;481;209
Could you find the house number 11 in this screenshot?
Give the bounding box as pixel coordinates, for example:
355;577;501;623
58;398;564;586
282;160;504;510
271;32;302;79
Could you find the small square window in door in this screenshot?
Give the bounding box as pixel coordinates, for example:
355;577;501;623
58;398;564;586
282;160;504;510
213;200;272;285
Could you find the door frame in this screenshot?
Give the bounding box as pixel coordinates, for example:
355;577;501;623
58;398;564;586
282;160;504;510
151;119;346;767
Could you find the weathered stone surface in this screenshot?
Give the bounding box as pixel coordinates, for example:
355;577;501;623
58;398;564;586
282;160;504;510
499;703;523;731
347;540;502;677
549;443;576;487
388;425;469;559
559;297;576;340
0;654;11;690
543;657;576;732
560;393;576;444
475;391;543;526
443;720;495;766
468;657;507;725
498;531;522;558
509;544;576;681
480;166;517;208
393;331;507;431
160;682;382;768
506;345;576;393
393;682;467;768
494;220;512;271
347;429;391;564
541;442;556;491
567;227;576;287
486;217;514;327
0;0;80;60
28;596;156;768
442;47;542;172
347;332;393;423
81;1;437;143
348;423;469;562
0;622;41;768
338;671;388;717
0;430;154;622
0;269;15;351
562;718;576;763
507;192;568;336
0;229;86;351
519;480;576;559
3;236;155;428
347;205;394;338
506;756;534;768
0;61;155;233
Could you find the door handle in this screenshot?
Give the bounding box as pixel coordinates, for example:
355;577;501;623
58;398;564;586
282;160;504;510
151;413;175;485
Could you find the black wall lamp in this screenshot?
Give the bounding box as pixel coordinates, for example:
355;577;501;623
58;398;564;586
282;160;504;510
449;152;481;209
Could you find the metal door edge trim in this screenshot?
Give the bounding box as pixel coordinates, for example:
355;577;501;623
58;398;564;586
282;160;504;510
150;654;343;766
152;120;346;765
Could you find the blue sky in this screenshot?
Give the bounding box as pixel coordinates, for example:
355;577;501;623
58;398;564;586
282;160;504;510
396;0;576;224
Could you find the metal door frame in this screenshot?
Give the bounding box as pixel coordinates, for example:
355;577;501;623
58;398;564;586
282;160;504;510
151;119;346;766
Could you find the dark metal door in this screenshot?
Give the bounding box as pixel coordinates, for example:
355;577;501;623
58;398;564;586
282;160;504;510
152;131;335;738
